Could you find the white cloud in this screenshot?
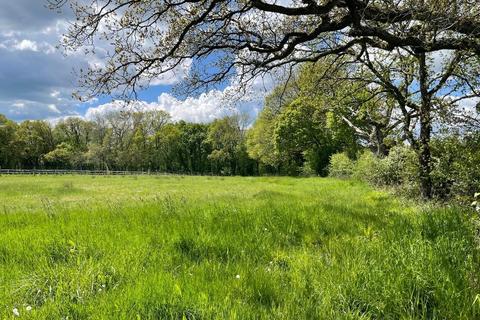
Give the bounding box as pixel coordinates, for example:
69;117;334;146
150;59;193;86
48;104;61;114
84;75;273;124
13;39;38;51
85;91;229;123
0;1;281;122
50;90;60;98
5;99;80;120
12;102;25;108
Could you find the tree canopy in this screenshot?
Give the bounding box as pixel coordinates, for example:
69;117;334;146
49;0;480;97
48;0;480;198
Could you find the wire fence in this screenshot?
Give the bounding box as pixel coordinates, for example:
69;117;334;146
0;169;205;176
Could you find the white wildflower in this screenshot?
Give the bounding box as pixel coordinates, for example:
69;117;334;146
235;274;240;279
13;308;20;317
26;305;32;311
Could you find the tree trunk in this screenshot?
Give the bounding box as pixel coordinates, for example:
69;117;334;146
418;52;433;199
373;125;388;157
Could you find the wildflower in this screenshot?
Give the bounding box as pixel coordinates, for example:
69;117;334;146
13;308;20;317
26;305;32;311
235;274;240;279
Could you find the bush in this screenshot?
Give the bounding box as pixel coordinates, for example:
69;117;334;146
328;152;354;178
431;134;480;202
330;136;480;202
352;151;383;184
300;161;316;177
331;146;419;196
352;146;418;186
381;145;419;186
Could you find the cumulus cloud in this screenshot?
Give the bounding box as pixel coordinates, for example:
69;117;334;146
84;63;283;124
0;1;275;123
85;87;266;124
0;2;83;121
0;1;72;32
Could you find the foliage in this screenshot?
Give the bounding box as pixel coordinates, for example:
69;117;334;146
0;112;258;176
14;120;55;168
328;152;354;178
246;106;282;172
43;143;77;169
51;0;480;199
0;114;18;168
247;62;359;176
431;133;480;202
0;175;479;319
351;147;419;196
352;151;384;185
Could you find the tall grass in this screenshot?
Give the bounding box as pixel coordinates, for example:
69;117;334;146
0;175;479;319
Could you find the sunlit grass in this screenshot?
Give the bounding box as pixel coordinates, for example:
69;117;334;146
0;175;479;319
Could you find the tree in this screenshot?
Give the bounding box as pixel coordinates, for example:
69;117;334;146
52;0;480;197
43;142;77;169
54;117;94;151
15;121;55;168
51;0;480;95
0;114;18;168
248;62;361;175
292;61;402;157
177;121;212;174
151;124;182;172
342;48;480;198
207;115;250;175
247;106;282;172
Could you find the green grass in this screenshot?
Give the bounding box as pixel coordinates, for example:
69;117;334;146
0;175;479;319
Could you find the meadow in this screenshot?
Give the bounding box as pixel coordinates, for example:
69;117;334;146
0;175;479;319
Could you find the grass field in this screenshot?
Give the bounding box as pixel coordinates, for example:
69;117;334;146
0;175;479;319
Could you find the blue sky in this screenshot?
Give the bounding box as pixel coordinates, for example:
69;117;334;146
0;1;271;123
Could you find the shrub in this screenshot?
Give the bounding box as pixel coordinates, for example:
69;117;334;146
332;146;420;196
300;161;316;177
431;134;480;202
330;136;480;202
352;151;383;184
381;145;418;186
328;152;354;178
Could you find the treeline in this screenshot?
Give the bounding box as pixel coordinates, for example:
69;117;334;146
247;60;480;201
1;57;480;201
0;112;259;175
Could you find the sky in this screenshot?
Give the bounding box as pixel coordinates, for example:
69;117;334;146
0;1;275;123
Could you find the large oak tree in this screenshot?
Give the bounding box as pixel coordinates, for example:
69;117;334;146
52;0;480;197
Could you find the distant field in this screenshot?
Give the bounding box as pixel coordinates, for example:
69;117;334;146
0;175;479;319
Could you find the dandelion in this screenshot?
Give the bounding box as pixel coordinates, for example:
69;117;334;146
13;308;20;317
235;274;240;279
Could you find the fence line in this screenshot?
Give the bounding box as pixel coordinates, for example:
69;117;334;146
0;169;205;176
